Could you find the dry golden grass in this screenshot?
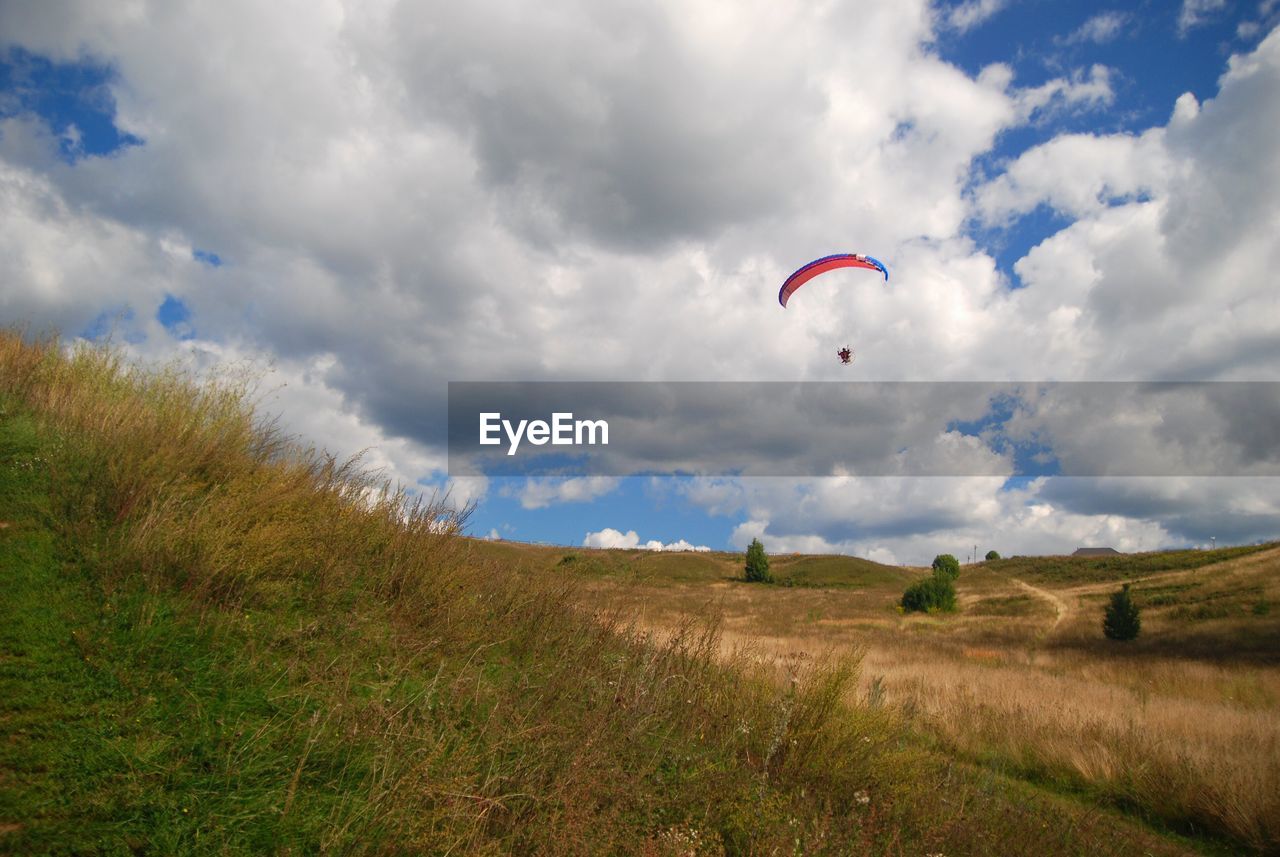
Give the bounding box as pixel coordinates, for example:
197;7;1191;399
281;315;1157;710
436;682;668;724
532;543;1280;851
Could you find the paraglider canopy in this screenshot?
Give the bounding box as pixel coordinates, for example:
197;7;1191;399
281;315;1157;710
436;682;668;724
778;253;888;308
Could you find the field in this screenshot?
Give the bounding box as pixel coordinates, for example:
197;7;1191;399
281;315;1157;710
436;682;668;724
476;541;1280;853
1;329;1276;855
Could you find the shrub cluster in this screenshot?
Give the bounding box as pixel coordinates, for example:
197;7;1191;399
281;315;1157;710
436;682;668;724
931;553;961;578
901;556;959;613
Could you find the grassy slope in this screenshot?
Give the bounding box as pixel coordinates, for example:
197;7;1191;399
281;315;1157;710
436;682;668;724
0;409;409;852
0;333;1218;855
986;547;1274;586
982;547;1280;662
480;542;923;590
541;539;1279;853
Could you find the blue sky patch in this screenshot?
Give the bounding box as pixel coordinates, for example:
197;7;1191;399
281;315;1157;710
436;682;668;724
469;476;732;549
946;391;1062;476
0;46;143;162
156;294;195;340
972;203;1075;287
80;306;143;344
937;0;1260;284
936;1;1251;128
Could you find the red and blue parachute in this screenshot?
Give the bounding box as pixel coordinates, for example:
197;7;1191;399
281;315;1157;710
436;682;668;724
778;253;888;308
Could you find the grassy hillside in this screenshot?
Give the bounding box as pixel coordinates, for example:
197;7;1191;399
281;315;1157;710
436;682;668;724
985;547;1274;586
561;537;1280;854
0;331;1244;855
471;541;923;590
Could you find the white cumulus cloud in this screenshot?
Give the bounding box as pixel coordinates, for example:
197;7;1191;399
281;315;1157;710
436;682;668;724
509;476;621;510
583;528;710;552
1;3;1277;556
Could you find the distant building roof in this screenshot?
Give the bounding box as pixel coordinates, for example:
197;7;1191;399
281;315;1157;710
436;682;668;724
1072;547;1122;557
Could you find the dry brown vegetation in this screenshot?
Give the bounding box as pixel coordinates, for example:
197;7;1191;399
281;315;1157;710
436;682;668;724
495;541;1280;852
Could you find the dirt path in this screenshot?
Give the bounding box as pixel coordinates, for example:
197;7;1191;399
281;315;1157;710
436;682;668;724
1066;545;1280;600
1009;576;1071;631
1001;546;1280;636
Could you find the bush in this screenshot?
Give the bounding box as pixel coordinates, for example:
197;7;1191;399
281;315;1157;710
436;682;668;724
931;553;961;578
984;550;1000;561
1103;583;1141;640
901;573;956;613
744;537;772;583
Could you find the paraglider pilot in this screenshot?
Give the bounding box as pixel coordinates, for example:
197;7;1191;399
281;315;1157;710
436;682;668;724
837;346;853;364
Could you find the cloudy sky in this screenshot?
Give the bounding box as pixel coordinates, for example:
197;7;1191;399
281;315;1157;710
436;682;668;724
3;0;1278;563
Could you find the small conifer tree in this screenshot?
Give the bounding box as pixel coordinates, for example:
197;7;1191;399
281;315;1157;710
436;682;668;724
984;550;1000;561
1103;583;1141;640
744;538;772;583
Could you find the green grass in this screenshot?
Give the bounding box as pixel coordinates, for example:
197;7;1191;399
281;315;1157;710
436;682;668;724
0;396;838;852
0;408;394;851
0;344;896;853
